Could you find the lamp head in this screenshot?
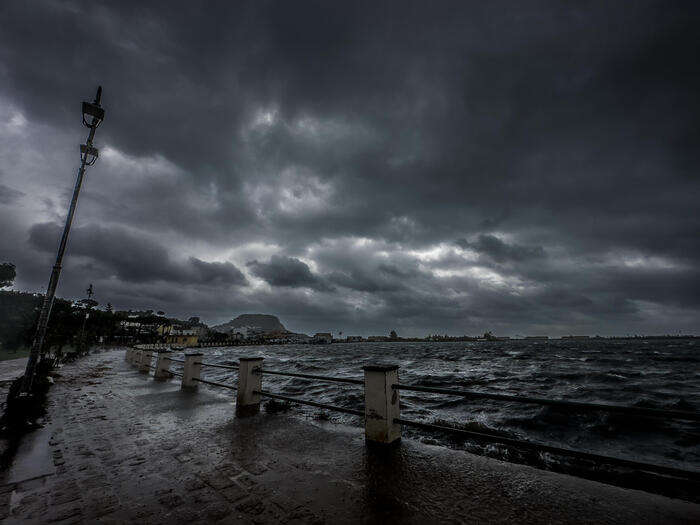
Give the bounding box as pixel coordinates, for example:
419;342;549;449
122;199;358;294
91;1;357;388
82;86;104;127
80;144;99;165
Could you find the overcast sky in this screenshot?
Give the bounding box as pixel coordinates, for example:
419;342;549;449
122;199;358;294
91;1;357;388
1;1;698;336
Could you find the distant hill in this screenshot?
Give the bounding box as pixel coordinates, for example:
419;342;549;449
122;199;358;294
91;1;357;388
211;314;287;334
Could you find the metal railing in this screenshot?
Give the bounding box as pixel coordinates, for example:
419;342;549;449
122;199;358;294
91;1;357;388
255;390;365;417
394;418;698;480
392;383;700;480
393;384;700;421
260;368;363;385
253;368;364;414
201;362;238;371
193;377;237;390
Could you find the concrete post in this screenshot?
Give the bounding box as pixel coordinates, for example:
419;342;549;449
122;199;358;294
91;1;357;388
125;348;130;361
132;349;141;366
363;364;401;444
154;351;172;380
236;357;263;417
139;350;153;374
182;352;203;390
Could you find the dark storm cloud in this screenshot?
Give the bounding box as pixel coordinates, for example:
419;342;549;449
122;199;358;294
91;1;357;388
327;269;404;293
247;255;330;291
28;222;246;286
456;235;545;263
1;0;699;334
0;183;24;204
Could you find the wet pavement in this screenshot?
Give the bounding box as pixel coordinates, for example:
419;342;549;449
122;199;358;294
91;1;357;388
0;349;698;524
0;357;28;416
0;358;28;383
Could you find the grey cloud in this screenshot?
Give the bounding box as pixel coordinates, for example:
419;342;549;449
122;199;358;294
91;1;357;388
247;255;331;291
327;269;404;293
0;184;24;205
188;258;247;285
457;235;546;263
28;222;246;286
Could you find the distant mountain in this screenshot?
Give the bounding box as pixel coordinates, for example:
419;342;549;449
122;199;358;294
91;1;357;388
211;314;287;334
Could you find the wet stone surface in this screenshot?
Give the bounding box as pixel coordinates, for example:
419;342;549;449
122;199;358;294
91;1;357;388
0;349;698;524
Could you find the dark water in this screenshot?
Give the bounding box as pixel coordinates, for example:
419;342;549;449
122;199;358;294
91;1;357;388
181;339;699;482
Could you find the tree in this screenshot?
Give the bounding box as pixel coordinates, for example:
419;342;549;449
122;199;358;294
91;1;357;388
106;303;113;313
0;262;16;288
389;330;398;340
79;298;99;309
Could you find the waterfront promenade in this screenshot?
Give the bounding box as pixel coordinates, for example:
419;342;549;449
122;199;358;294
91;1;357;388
1;349;698;524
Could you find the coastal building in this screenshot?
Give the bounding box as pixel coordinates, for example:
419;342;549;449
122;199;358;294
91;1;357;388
287;333;312;344
167;327;199;347
313;333;333;344
262;330;293;344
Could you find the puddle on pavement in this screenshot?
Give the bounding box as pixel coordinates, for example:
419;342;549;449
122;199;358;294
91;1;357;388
5;423;55;484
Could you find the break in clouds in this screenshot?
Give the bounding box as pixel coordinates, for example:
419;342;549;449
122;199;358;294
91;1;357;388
0;1;698;336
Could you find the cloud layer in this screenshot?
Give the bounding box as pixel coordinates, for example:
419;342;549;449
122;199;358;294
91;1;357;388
0;1;698;336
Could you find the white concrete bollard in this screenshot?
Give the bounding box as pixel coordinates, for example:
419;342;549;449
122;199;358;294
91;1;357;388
139;350;154;373
363;364;401;444
182;352;203;390
236;357;263;417
154;351;172;380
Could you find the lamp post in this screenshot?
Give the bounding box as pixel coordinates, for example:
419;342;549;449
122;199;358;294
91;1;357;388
21;86;105;394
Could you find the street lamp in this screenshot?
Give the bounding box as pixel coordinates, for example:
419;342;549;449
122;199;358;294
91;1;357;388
20;86;105;394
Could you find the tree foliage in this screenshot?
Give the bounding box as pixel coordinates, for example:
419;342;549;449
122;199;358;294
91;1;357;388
0;262;16;288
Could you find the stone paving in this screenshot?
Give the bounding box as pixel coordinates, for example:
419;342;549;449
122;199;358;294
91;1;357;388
0;349;699;524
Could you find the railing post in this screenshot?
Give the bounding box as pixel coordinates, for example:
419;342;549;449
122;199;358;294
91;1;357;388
154;350;172;380
139;350;153;374
236;357;263;417
363;365;401;444
182;352;203;390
